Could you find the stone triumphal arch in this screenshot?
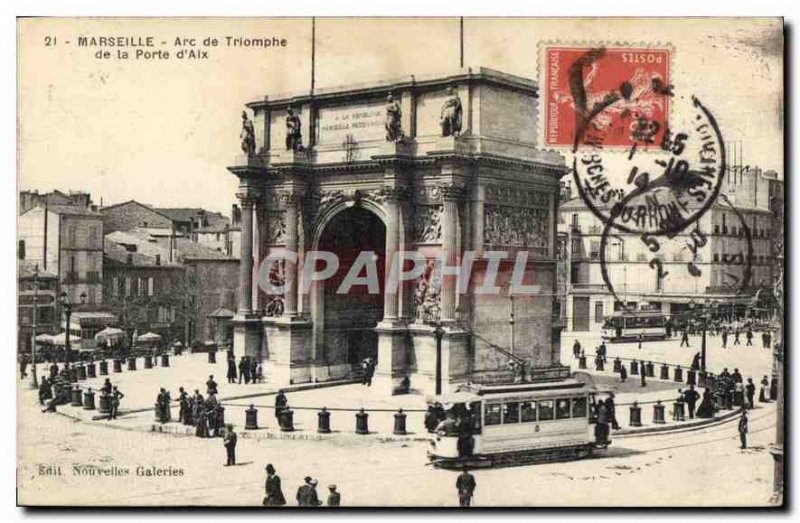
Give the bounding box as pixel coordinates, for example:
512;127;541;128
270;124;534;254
228;68;570;395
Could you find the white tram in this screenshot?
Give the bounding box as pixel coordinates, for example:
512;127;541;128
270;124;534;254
427;378;611;468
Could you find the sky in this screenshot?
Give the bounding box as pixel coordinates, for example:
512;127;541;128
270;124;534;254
18;17;783;216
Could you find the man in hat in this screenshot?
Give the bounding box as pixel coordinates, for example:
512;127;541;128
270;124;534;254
296;476;322;506
738;409;749;449
745;378;756;409
327;485;341;506
456;469;476;507
683;385;700;419
223;424;237;466
109;386;124;420
264;464;286;506
206;375;218;396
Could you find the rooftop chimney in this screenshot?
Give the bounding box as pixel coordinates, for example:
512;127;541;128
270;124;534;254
155;254;161;266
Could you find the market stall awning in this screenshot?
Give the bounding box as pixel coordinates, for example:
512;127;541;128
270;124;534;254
137;331;162;342
49;331;82;346
95;327;125;342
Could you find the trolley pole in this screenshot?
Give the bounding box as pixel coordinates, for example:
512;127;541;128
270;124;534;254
508;292;515;358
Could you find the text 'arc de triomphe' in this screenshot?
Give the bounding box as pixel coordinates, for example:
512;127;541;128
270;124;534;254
228;68;569;395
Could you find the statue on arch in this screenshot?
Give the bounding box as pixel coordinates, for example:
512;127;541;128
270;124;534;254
440;85;463;137
240;110;256;158
285;106;303;151
385;93;403;142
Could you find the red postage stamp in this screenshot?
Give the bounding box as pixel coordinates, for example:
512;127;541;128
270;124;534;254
544;46;671;148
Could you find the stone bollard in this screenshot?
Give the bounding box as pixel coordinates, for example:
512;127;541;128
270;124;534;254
161;353;170;367
355;408;369;435
674;365;683;382
68;367;78;383
83;388;95;410
280;409;294;432
652;401;666;424
631;360;639;375
629;402;642;427
318;407;331;434
698;371;707;388
595;358;604;372
127;356;137;371
208;351;216;364
245;404;258;430
687;370;697;386
70;386;83;407
673;400;686;422
144;355;153;369
98;393;111;415
646;362;655;378
77;364;87;381
613;358;621;373
87;362;97;379
394;408;408;435
99;360;109;376
578;355;587;370
660;364;670;380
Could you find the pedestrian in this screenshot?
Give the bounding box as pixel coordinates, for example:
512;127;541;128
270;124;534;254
746;328;753;346
696;388;715;418
759;375;770;402
745;378;756;409
722;328;728;348
619;364;628;383
178;387;189;423
573;339;581;359
683;385;700;419
275;390;287;423
691;352;701;371
733;329;741;345
327;485;341;507
38;377;52;405
456;469;476;507
595;400;610;445
227;355;237;384
101;378;112;396
764;331;772;349
19;353;29;380
263;464;286;506
296;477;322;506
680;330;690;347
206;375;218;396
238;356;248;385
249;358;258;385
605;395;619;430
110;386;124;420
640;367;647;388
637;333;643;350
223;424;237;466
255;363;264;384
738;409;749;449
770;375;779;402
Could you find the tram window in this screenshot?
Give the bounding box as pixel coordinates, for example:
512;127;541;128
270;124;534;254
538;400;555;421
485;404;502;426
555;399;571;419
572;397;588;418
502;402;520;424
520;401;537;422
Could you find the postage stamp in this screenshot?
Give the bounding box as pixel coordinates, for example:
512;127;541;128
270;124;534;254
544;46;671;148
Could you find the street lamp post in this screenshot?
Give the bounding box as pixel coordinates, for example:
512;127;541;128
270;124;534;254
59;291;86;365
434;319;444;395
508;292;516;358
29;266;40;389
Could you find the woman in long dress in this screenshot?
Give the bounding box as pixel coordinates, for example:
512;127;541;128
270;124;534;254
264;464;286;506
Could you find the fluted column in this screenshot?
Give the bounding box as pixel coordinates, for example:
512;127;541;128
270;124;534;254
383;189;401;321
281;192;300;317
440;184;462;323
237;197;255;314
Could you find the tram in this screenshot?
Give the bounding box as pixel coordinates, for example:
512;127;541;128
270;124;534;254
426;378;613;469
601;310;668;342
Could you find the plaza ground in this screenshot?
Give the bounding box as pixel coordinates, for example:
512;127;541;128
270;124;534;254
17;329;780;506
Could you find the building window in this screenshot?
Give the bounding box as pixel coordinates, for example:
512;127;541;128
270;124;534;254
111;277;119;298
148;277;154;296
68;226;77;247
594;301;604;323
18;240;25;260
713;253;720;262
125;277;132;296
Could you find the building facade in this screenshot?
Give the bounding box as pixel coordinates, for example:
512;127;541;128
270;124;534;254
228;68;569;395
17;260;59;353
558;167;782;332
100;200;174;234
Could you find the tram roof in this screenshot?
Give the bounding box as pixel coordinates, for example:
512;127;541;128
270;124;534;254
429;378;593;404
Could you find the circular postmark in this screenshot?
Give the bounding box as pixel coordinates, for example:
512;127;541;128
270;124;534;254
570;48;726;238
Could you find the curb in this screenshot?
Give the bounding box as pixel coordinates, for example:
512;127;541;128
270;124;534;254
615;408;743;438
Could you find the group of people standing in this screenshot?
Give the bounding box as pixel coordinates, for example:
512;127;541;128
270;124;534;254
176;386;226;438
228;353;263;385
261;463;341;507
